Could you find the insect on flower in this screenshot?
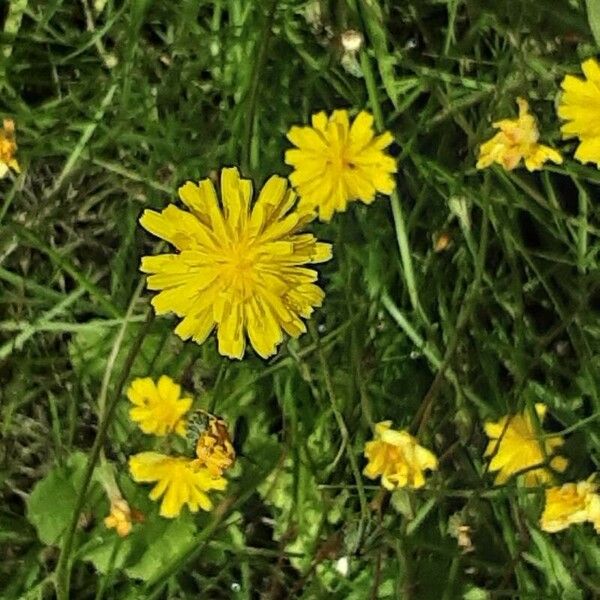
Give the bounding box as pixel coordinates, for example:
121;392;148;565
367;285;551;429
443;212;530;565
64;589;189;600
187;409;236;477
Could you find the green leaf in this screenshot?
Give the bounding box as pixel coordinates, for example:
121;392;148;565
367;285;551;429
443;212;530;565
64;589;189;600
529;528;583;600
26;452;90;545
68;321;178;382
257;410;344;571
586;0;600;48
77;474;198;580
124;515;197;580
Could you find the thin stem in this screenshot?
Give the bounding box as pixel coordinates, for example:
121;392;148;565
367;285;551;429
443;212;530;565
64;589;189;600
357;33;426;324
54;297;154;600
98;278;145;420
413;213;489;434
308;323;370;535
240;0;278;176
381;292;487;412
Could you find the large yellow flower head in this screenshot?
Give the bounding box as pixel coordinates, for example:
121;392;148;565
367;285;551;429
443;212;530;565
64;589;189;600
129;452;227;518
285;110;397;222
558;58;600;166
127;375;192;437
540;479;599;533
363;421;438;490
484;403;567;486
0;118;20;178
476;98;562;172
139;168;332;360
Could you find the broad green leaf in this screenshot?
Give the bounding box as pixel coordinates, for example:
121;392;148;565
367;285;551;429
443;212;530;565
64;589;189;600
68;321;179;382
586;0;600;48
78;475;198;580
26;452;91;545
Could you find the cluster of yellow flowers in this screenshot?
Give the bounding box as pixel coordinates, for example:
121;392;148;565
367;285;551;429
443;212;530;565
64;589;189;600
3;58;594;537
123;59;600;534
125;375;235;521
139;111;397;360
363;403;600;538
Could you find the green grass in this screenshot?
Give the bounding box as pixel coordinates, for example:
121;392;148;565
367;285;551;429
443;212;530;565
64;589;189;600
2;0;600;598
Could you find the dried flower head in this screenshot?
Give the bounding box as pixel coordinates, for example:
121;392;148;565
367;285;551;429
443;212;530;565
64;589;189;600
104;498;143;537
0;119;20;178
477;98;562;171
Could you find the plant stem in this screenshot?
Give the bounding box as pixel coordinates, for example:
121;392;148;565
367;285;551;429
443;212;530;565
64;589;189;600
308;322;370;536
357;26;426;323
54;295;154;600
240;0;278;176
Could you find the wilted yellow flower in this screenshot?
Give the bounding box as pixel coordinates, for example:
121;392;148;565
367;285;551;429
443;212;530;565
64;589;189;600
484;403;567;486
0;119;20;178
140;168;332;359
127;375;192;437
104;498;143;537
129;452;227;518
363;421;438;490
193;414;236;477
558;58;600;166
477;98;562;171
285;110;397;221
540;479;599;533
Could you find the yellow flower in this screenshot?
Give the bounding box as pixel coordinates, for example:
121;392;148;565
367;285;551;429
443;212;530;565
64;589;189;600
558;58;600;166
484;403;567;486
363;421;438;490
104;498;143;537
139;168;332;359
0;119;20;178
540;479;598;533
285;110;397;222
127;376;192;437
194;415;236;477
587;493;600;533
129;452;227;518
476;98;562;171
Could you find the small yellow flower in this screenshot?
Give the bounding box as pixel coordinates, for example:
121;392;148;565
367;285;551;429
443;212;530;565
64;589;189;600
540;479;598;533
558;58;600;166
476;98;562;171
0;119;20;178
104;498;143;537
363;421;438;490
194;415;236;477
484;403;567;486
285;110;397;221
140;167;332;360
127;376;192;437
587;492;600;533
129;452;227;518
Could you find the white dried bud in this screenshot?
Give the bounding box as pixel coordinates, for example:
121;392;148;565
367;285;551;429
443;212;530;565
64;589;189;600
335;556;350;576
341;29;364;54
